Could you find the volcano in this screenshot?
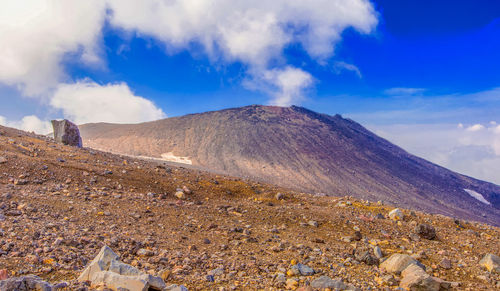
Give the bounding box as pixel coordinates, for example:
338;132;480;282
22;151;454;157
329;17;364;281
80;105;500;225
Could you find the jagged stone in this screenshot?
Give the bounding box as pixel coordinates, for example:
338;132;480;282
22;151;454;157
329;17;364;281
78;246;166;291
0;275;53;291
479;253;500;273
51;119;82;147
379;253;420;274
400;264;441;291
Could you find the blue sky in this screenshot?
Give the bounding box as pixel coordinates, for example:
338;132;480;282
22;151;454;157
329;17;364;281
1;0;500;184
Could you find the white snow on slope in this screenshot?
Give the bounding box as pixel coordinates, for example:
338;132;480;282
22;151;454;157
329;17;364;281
161;152;192;165
464;189;491;205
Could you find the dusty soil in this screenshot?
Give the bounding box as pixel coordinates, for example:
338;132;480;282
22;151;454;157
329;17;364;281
0;125;499;290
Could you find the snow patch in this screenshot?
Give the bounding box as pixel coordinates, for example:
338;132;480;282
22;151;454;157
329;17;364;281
464;189;491;205
161;152;192;165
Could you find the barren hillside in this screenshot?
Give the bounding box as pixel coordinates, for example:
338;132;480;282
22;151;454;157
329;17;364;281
0;125;499;290
80;105;500;226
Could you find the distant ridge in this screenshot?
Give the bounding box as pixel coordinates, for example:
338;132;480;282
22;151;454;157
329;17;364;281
80;105;500;226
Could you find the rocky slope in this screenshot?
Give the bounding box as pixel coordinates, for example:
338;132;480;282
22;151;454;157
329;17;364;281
0;125;499;290
80;105;500;226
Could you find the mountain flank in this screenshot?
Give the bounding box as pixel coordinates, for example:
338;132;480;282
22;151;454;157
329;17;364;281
0;124;499;289
79;105;500;226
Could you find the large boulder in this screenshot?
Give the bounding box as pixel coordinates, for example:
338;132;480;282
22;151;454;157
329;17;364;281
78;246;166;291
51;119;82;147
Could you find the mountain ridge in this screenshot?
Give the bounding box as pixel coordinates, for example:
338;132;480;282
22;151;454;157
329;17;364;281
79;105;500;226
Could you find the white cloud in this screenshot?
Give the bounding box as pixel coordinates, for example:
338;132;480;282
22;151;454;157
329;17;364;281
0;1;107;96
333;61;362;78
50;80;166;124
466;124;485;132
107;0;377;64
0;115;52;134
494;124;500;134
106;0;377;101
0;0;377;108
0;0;377;131
0;79;166;133
384;87;426;96
369;122;500;185
260;67;314;106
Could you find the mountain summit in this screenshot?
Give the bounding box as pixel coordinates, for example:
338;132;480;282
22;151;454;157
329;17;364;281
80;105;500;225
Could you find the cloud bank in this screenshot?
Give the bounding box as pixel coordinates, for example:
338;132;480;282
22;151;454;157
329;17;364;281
51;80;166;124
0;115;52;134
106;0;377;105
0;1;107;96
370;122;500;185
0;1;378;133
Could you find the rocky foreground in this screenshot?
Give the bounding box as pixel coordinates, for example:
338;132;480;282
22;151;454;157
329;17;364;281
0;125;499;290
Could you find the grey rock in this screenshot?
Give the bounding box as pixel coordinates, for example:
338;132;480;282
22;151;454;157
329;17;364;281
166;285;188;291
0;157;6;164
311;276;347;289
479;253;500;273
208;267;224;276
308;220;318;227
414;223;436;240
51;119;82;147
0;275;53;291
275;272;286;283
78;246;166;291
373;246;383;259
356;250;379;265
291;263;314;276
379;253;422;274
400;264;441;291
439;258;452;269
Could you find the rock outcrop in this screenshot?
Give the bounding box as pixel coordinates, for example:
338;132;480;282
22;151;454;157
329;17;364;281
51;119;82;147
78;246;166;291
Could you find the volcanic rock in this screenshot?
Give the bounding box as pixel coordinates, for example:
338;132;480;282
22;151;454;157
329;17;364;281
51;119;82;147
415;223;437;240
0;275;53;291
379;253;420;274
400;264;441;291
310;276;347;289
77;246;166;291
